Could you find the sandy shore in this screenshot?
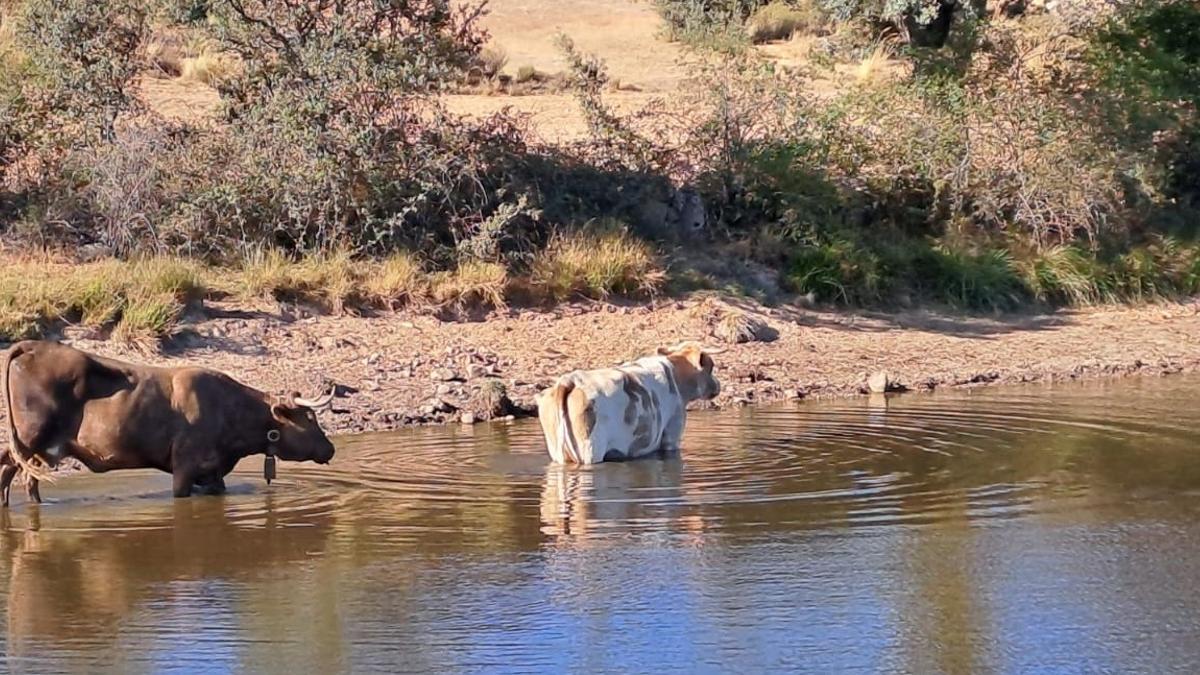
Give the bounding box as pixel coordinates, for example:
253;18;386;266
3;294;1198;439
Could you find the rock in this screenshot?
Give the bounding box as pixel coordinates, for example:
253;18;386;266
460;412;477;425
435;383;452;396
397;368;412;379
78;242;114;262
867;371;891;394
469;378;513;420
432;398;458;413
467;363;489;379
713;310;779;345
784;389;803;400
430;368;458;382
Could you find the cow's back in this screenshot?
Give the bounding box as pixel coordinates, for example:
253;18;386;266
6;341;178;471
574;359;683;462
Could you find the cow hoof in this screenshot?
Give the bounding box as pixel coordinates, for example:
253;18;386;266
602;449;628;462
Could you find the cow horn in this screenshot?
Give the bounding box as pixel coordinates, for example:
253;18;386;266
293;387;336;409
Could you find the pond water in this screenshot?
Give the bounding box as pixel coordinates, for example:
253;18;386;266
2;376;1199;674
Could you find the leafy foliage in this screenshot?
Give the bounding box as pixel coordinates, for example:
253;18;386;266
16;0;148;144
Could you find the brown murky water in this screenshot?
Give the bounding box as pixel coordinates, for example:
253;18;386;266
2;376;1200;674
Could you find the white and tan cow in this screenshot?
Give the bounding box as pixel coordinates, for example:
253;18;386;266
536;342;723;464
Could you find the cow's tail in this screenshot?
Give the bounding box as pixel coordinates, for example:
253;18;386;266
553;380;581;465
3;343;54;483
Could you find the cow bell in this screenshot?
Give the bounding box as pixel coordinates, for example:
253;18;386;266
265;429;280;484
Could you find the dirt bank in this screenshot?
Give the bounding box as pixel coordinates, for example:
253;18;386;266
3;294;1199;439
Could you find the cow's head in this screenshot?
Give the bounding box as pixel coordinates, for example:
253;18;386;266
269;390;337;464
657;342;723;401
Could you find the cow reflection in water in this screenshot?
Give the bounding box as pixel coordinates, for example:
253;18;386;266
539;460;707;543
0;496;336;664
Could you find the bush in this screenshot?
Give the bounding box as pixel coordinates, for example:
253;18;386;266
159;0;525;255
16;0;148;144
515;65;539;84
653;0;759;51
476;44;509;80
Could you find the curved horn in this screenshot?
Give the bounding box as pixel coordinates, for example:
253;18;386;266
293;387;336;409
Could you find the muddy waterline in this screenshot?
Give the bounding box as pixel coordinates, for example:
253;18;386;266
2;376;1199;673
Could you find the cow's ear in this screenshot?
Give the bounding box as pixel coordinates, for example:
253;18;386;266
656;346;671;356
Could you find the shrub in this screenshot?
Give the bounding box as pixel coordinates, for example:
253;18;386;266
653;0;758;51
515;65;539;84
1089;0;1200;210
61;122;186;256
169;0;512;253
529;228;665;302
16;0;148;144
477;44;509;80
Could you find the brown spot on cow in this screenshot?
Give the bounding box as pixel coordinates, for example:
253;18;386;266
630;415;656;454
568;387;596;442
621;376;651;425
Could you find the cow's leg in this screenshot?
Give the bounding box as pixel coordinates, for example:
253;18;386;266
1;465;17;507
26;478;40;504
172;470;195;498
658;412;685;457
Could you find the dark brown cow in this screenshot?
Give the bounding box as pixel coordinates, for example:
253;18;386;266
1;340;336;506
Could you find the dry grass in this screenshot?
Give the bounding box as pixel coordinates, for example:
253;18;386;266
746;2;825;44
477;44;509;79
431;261;510;310
0;236;672;344
235;248;360;313
529;229;665;302
180;53;236;86
361;252;429;309
145;28;237;84
854;41;895;86
0;255;204;343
